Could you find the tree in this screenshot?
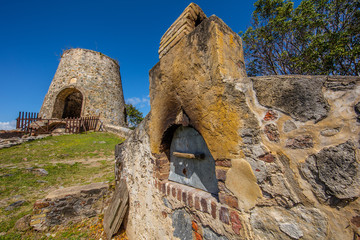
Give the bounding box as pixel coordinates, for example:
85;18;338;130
125;104;144;128
241;0;360;76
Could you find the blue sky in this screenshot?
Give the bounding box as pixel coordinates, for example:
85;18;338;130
0;0;257;129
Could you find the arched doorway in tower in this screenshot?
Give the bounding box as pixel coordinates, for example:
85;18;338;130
52;88;83;119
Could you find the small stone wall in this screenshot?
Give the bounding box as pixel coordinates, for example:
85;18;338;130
0;134;49;149
103;124;133;139
30;182;109;231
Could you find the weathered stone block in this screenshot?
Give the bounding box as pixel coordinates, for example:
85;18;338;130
192;220;199;232
167;185;171;196
162;197;173;209
172;209;192;240
177;188;182;201
250;206;329;240
239;128;260;145
300;141;360;201
230;211;242;235
31;182;109;230
215;159;232;167
195;196;201;210
203;226;228;240
279;223;303;239
324;76;358;91
182;191;187;204
211;201;217;219
263;110;278;121
219;192;239;209
217;182;228;192
188;192;194;208
14;214;31;231
258;153;275;163
216;168;228;182
283;120;297;132
5;200;26;211
351;215;360;228
252;75;329;122
219;207;229;224
200;198;208;213
161;182;166;194
195;232;202;240
172;187;177;198
320;128;340;137
225;159;262;211
264;124;280;142
286;135;313;149
30;218;43;226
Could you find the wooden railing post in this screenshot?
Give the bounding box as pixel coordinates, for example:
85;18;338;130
16;112;20;129
21;112;24;131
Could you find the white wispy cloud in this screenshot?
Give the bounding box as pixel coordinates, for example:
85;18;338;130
0;120;16;130
126;96;150;109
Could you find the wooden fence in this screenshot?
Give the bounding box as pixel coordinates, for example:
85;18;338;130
16;112;41;133
16;112;101;134
65;116;100;134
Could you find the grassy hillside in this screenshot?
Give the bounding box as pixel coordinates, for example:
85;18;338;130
0;132;126;239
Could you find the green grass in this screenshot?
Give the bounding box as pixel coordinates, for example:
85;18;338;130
0;132;122;165
0;162;115;199
0;132;124;239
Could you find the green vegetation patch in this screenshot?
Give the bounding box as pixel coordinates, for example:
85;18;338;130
0;162;115;199
0;132;123;165
0;132;123;238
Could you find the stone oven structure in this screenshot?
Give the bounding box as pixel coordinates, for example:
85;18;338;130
114;3;360;240
39;48;126;127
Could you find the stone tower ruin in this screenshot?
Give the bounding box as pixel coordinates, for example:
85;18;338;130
39;48;126;127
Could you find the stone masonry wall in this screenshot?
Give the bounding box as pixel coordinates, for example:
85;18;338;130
30;182;109;231
39;48;126;127
114;3;360;240
117;75;360;240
